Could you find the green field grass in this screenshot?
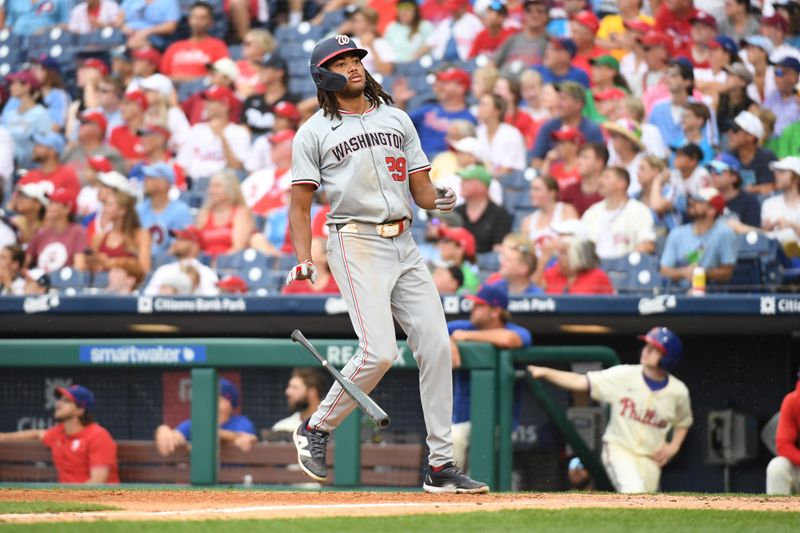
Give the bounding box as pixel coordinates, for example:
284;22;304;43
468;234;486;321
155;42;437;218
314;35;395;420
1;508;799;533
0;501;119;515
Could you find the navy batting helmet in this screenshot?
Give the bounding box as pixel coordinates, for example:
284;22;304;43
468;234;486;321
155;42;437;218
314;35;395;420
309;35;368;91
639;327;683;372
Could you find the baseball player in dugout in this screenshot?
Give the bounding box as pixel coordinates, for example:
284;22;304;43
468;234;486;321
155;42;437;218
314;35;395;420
766;367;800;495
287;35;488;494
0;385;119;484
528;327;693;493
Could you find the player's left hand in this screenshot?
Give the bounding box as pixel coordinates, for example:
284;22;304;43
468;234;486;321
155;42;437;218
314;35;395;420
286;260;318;286
435;187;457;212
650;443;678;467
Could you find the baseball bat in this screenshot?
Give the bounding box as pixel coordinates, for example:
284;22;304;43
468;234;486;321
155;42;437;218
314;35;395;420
290;330;391;429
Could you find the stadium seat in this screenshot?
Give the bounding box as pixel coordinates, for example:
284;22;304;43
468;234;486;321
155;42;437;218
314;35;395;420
152;253;176;270
601;252;663;294
90;271;109;289
51;268;89;294
176;78;208;103
244;266;284;294
476;251;500;273
725;231;781;293
274;253;297;272
216;248;272;273
320;9;347;32
77;28;126;50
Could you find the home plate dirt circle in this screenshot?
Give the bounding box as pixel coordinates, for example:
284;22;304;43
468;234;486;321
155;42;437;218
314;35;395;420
1;490;799;524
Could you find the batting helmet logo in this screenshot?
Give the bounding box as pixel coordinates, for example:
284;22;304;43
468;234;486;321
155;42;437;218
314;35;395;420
309;35;369;91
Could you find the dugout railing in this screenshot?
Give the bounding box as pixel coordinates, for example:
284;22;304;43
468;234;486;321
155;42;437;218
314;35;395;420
0;338;499;488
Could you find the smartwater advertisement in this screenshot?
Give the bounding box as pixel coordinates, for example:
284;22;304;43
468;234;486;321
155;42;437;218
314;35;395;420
79;345;207;364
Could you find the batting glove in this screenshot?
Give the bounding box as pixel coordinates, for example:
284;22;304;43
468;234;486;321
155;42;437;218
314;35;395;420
285;260;318;286
435;186;457;212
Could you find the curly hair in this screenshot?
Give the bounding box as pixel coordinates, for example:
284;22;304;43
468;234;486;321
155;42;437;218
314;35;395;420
317;70;394;121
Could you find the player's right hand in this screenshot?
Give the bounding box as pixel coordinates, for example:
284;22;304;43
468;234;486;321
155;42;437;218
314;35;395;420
435;187;457;212
286;260;318;286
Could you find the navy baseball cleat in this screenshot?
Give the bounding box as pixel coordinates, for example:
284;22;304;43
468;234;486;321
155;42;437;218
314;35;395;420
293;420;329;482
422;462;490;494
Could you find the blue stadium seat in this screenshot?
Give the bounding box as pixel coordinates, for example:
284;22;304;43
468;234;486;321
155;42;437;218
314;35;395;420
0;41;24;65
51;268;90;293
476;251;500;273
274;253;297;272
216;248;272;272
90;271;109;289
280;42;311;60
244;266;284;294
725;231;780;293
152;253;176;270
601;252;662;294
320;9;347;32
77;28;126;50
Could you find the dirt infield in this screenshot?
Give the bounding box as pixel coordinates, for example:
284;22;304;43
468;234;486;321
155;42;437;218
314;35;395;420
1;489;799;524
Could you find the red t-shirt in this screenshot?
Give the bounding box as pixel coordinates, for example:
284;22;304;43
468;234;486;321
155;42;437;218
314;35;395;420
507;110;539;150
109;126;144;162
543;265;614;295
18;165;80;197
160;37;230;79
420;0;452;23
654;4;697;58
181;91;242;126
282;274;340;295
573;46;610;77
776;382;800;465
560;182;603;216
549;161;582;190
469;27;518;58
41;423;120;484
27;224;89;272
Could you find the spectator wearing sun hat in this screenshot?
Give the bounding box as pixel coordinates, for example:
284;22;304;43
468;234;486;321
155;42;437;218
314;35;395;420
136;162;193;257
764;57;800;137
726;110;778;195
660;186;737;290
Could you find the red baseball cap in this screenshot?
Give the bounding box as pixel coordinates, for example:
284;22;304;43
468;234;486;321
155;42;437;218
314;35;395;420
86;154;113;172
202;85;236;106
48;188;78;214
124;90;149;110
80;111;108;135
274;101;300;121
81;58;109;77
169;226;202;243
762;14;789;33
439;227;477;259
551;125;585;144
623;19;652;34
132;47;162;66
436;67;471;91
593;87;627;101
7;70;41;91
216;275;249;293
690;10;717;30
570;10;600;34
639;31;674;54
268;129;296;145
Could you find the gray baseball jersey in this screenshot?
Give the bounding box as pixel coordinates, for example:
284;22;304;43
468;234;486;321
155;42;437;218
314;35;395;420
291;103;431;224
291;102;455;468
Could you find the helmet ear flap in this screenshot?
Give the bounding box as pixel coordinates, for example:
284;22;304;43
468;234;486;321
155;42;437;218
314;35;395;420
309;65;348;91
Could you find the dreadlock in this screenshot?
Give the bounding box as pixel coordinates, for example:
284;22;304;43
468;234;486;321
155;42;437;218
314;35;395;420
317;70;394;121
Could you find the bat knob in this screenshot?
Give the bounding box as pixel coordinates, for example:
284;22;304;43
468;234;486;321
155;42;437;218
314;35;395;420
290;330;302;342
378;417;391;429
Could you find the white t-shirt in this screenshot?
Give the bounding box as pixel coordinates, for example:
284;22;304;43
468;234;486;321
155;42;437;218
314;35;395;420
762;194;800;244
144;258;220;296
167;107;191;154
608;151;645;197
693;68;728;87
68;0;120;34
477;123;527;172
271;411;302;433
0;127;14;190
77;185;101;218
671;166;711;198
581;198;656;259
427;12;484;61
588;364;693;457
176;123;251;179
244;135;273;174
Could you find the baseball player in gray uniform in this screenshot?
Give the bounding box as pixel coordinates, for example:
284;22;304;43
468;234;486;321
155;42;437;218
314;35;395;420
287;35;488;494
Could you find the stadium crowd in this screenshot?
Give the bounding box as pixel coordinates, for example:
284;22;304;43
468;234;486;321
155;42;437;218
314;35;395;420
0;0;799;298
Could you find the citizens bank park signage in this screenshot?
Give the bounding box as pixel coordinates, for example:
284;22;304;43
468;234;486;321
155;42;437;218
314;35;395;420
137;296;247;313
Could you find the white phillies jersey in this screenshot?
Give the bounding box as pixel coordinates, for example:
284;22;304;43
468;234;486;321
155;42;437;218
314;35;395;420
291;103;431;225
588;365;693;456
